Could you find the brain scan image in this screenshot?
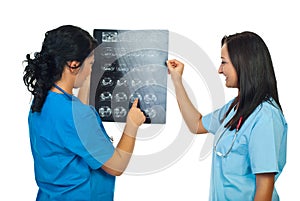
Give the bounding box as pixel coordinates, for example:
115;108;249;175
90;29;169;124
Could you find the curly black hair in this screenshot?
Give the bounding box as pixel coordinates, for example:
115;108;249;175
23;25;98;112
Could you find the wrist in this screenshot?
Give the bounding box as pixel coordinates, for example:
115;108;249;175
172;77;184;87
124;120;139;138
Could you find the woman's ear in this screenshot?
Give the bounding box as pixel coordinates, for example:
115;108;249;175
67;61;80;68
67;61;81;73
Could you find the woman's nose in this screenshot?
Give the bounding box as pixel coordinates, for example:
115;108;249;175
218;65;223;74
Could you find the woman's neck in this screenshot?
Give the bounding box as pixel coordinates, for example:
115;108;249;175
51;81;73;94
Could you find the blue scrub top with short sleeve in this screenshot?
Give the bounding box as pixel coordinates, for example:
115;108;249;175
28;91;116;201
202;98;287;201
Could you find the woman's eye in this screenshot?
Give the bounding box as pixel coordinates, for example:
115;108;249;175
221;61;226;64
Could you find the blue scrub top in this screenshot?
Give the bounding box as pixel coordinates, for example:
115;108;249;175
202;98;287;201
28;91;116;201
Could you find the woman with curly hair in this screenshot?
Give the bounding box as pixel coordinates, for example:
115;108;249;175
23;25;145;201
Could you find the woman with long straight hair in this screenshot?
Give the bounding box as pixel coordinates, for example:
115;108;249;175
167;31;287;201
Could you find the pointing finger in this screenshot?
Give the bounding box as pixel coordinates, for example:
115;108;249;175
131;98;139;108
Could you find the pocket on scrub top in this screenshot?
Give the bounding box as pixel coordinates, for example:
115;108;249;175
223;135;250;176
234;135;248;155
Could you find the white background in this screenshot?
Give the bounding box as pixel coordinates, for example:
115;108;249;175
1;0;298;200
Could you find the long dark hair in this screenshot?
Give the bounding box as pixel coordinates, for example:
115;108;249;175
23;25;98;113
222;31;282;130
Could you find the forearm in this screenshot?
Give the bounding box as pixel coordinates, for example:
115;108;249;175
102;102;144;176
102;133;137;176
173;78;202;133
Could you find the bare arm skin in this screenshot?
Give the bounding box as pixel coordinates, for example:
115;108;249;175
77;80;145;176
167;59;208;134
254;173;275;201
101;99;146;176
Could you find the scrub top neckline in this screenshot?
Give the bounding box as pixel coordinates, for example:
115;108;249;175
52;84;74;100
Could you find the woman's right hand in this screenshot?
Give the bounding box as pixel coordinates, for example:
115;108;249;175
124;98;146;137
103;99;146;176
166;59;184;82
127;99;146;127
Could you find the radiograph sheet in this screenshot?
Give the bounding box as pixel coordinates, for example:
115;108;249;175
89;29;169;124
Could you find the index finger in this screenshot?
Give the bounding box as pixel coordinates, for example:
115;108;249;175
131;98;139;108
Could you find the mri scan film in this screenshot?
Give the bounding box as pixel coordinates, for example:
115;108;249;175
89;29;169;124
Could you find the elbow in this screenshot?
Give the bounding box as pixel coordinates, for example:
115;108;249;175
188;127;198;134
110;170;123;176
105;168;124;176
101;165;124;176
191;116;208;134
188;126;208;135
187;123;201;134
